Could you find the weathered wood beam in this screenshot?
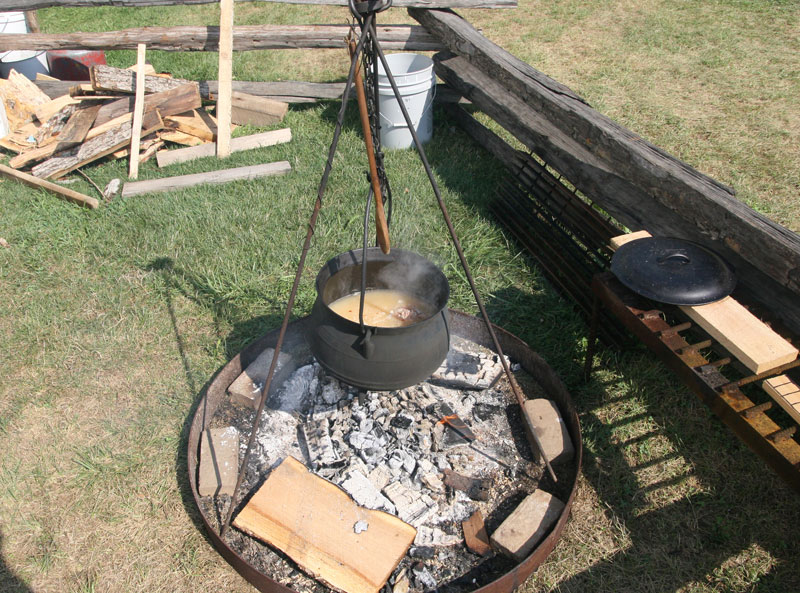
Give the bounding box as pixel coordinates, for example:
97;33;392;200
0;0;514;10
0;25;443;52
413;8;800;333
0;163;99;209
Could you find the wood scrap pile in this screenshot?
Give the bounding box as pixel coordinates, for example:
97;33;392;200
0;62;292;204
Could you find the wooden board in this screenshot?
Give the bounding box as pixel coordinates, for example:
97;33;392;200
681;298;798;374
0;69;52;131
120;160;291;197
164;110;224;142
609;231;798;374
94;82;201;127
54;103;102;151
233;456;416;593
763;376;800;425
216;0;234;157
156;128;291;167
158;129;206;146
0;163;98;209
0;24;443;52
129;43;147;179
231;91;288;126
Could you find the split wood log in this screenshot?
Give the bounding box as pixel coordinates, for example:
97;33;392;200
0;24;443;52
0;163;98;209
54;103;102;151
129;43;148;179
418;8;800;334
94;82;201;127
232;456;416;593
231;91;287;126
90;64;193;95
34;94;79;123
159;129;206;146
31;109;163;179
156;128;291;167
216;0;234;158
0;0;515;10
0;70;52;131
120;160;291;197
35;104;77;147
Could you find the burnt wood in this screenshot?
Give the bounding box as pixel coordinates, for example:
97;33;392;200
0;0;515;9
417;9;800;334
0;25;443;52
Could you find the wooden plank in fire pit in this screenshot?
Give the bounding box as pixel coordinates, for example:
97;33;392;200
233;456;416;593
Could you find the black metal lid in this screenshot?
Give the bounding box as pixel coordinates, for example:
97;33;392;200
611;237;736;305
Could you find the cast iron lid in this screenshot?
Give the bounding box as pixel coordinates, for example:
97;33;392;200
611;237;736;305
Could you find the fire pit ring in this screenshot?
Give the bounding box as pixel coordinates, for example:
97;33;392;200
187;310;582;593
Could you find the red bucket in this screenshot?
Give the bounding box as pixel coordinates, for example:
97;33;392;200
46;50;106;80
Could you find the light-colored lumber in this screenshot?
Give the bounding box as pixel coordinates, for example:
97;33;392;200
34;94;79;123
231;91;288;126
216;0;234;158
164;110;224;142
120;160;291;197
129;43;147;179
682;298;798;374
763;376;800;425
610;230;798;374
158;129;206;146
0;163;98;209
0;70;51;131
609;230;652;250
156;128;291;167
233;456;416;593
31;109;163;179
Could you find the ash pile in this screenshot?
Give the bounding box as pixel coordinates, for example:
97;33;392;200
199;335;576;593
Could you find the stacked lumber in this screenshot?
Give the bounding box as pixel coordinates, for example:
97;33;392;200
0;63;291;182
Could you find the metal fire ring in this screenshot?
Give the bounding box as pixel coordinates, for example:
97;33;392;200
187;310;583;593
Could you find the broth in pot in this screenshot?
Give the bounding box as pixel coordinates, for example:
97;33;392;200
328;288;434;327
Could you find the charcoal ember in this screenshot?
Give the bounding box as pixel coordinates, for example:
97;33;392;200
443;469;492;501
412;563;438;591
472;403;502;422
340;470;396;513
391;413;414;429
302;418;345;469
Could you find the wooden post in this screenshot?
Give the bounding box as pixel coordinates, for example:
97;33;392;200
24;10;40;33
216;0;234;158
128;43;147;179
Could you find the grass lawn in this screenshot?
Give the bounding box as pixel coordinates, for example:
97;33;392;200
1;1;798;592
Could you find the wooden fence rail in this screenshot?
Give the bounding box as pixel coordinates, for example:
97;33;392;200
0;0;515;10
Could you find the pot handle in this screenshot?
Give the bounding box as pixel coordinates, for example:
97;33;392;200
360;328;375;359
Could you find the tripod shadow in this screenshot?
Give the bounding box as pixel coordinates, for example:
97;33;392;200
0;530;32;593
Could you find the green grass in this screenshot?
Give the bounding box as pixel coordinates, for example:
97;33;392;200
1;1;799;593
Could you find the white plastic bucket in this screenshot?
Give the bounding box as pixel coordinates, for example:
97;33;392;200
0;11;49;80
377;53;435;150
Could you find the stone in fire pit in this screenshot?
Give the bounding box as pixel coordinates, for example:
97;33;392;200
199;332;576;593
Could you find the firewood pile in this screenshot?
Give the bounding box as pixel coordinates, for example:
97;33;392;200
0;62;291;204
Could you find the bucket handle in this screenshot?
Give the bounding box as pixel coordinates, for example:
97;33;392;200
379;82;436;127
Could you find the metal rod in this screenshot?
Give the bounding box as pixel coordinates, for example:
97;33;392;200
220;16;373;537
719;357;800;391
372;28;558;483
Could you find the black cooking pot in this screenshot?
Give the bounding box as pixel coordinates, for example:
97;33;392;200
306;247;450;390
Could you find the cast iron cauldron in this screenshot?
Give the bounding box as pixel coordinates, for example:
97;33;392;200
306;247;450;390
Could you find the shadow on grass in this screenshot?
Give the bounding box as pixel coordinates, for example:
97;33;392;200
145;256;285;545
0;530;32;593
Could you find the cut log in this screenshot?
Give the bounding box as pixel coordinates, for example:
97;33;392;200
233;456;416;593
31;109;163;179
94;82;201;127
157;128;291;167
0;24;444;52
231;91;288;126
416;8;800;335
120;160;291;197
35;104;77;146
763;376;800;425
0;0;516;10
90;64;193;95
129;43;147;179
0;163;98;209
462;510;491;557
